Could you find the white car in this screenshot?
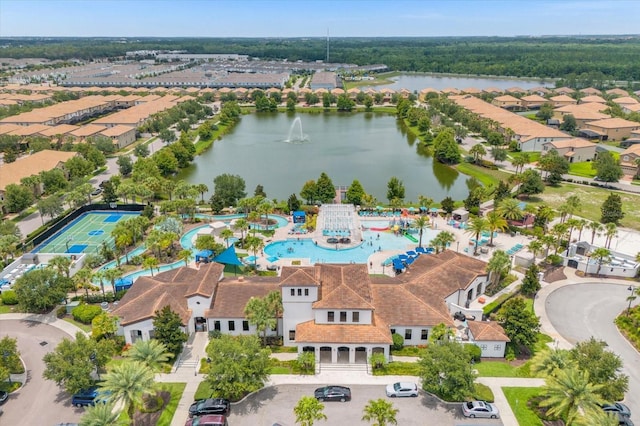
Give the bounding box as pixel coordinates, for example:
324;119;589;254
385;382;418;397
462;400;500;419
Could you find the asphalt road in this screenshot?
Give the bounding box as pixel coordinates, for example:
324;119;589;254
546;283;640;423
0;320;84;425
226;384;503;426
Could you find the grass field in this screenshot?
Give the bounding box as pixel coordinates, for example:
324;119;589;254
34;211;140;255
455;162;512;187
502;387;544;426
568;161;597;178
474;361;531;378
524;183;640;230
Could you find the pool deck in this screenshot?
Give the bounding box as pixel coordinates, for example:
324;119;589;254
231;213;539;277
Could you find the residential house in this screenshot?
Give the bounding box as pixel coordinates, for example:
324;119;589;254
491;95;522;109
612;97;639;107
553;87;575;95
99;125;137;149
309;72;338;90
520;94;548;109
619;144;640;177
606;88;630;97
553;104;610;128
0;149;77;201
580;87;602;96
561;242;640;278
550;95;577;107
583;117;640;141
580;95;607;104
542;138;596;163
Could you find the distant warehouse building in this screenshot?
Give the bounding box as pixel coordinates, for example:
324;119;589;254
310;71;339;90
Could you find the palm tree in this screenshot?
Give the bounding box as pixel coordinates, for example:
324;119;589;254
465;216;488;255
590;247;611;276
430;231;455;253
49;255;72;279
576;219;588;241
126;339;173;372
294;396;327;426
469;144;487;164
143;256;159;276
73;267;94;299
233;218;249;245
220;228;234;248
529;348;571;377
565;218;581;244
195;183;209;204
550;222;569;254
100;360;156;421
604;222;617;249
564;195;581;220
485;211;508;247
413;215;429;248
496;198;523;222
417;195;433;212
539;367;604;425
534;205;555;232
362;398;399;426
79;401;124;426
245;236;264;268
528;239;544;263
573;408;619;426
587;222;604;245
540;235;555;258
177;248;193;267
486;250;511;286
103;267;123;297
257;199;274;230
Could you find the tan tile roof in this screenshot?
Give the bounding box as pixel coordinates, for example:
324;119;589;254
586;117;640;130
38;124;80;137
371;284;453;327
8;123;51;136
100;125;136;137
554;104;610;120
580;87;602;95
279;268;318;286
483;87;503;94
544;138;594;149
111;263;222;326
506;87;526;93
606;88;630;97
621;144;640;156
550;95;576;103
521;95;547;102
529;87;551;94
494;95;520;102
461;87;481;94
612;96;638;105
207;279;281;318
295;314;392;344
580;95;606;104
468;321;510;342
313;264;373;308
441;88;461;94
0;149;77;191
0;124;23;135
554;87;575;94
69;124;107;137
420;88;440;94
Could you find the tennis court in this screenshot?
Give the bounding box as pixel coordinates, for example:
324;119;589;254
33;211;140;255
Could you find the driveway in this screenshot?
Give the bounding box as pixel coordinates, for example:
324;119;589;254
227;384;502;426
545;283;640;423
0;320;84;425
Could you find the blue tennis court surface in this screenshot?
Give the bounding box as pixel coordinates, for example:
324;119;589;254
33;211;140;255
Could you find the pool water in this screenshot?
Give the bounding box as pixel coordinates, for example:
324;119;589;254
265;226;440;264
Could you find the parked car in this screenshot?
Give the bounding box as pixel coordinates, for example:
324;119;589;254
314;386;351;402
184;414;228;426
461;400;500;419
618;415;635;426
602;402;632;418
188;398;230;418
385;382;418;397
0;390;7;405
90;188;103;196
71;387;108;407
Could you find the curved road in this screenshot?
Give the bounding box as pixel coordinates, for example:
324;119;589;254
546;283;640;422
1;320;84;425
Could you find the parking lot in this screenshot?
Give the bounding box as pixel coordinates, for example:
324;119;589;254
226;384;503;426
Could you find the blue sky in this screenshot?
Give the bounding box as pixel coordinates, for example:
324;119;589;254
1;0;639;37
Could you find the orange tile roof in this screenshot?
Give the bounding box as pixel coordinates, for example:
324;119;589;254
295;314;392;344
0;149;77;191
580;95;606;104
100;125;136;137
207;280;281;318
612;96;638;105
580;87;602;95
371;284;453;327
544;138;594;149
586;117;640;129
606;88;630;97
467;321;510;342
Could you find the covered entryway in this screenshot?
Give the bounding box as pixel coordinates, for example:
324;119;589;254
567;259;579;269
319;346;332;363
337;346;350;364
354;347;367;364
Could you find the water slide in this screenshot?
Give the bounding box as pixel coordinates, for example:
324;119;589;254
404;232;418;243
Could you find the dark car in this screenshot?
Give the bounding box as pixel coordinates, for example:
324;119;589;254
90;188;103;196
602;402;632;418
188;398;230;418
71;387;108;407
0;390;7;405
184;414;228;426
314;386;351;402
618;415;635;426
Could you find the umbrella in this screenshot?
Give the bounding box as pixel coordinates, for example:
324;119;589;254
376;205;384;210
419;206;428;212
408;207;416;212
416;247;427;254
392;259;405;270
398;254;409;260
430;207;439;212
406;256;415;265
406;250;417;257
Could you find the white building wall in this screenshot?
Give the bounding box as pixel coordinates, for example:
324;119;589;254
187;295;212;319
120;318;155;345
313;309;372;325
444;275;489;309
471;340;506;358
207;317;279;337
282;285;317;346
390;325;431;346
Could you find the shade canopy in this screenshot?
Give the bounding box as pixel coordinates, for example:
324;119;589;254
392;259;405;270
213;245;243;266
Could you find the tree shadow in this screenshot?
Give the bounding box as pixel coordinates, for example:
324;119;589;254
231;386;278;416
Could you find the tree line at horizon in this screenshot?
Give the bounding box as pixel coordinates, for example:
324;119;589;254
2;36;640;85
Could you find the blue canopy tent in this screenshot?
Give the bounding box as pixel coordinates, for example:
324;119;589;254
292;211;306;224
405;256;416;265
195;249;213;263
398;254;409;261
114;277;134;293
213;245;244;275
416;247;427;254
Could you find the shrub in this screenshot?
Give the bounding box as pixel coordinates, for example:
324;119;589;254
505;344;516;361
369;353;387;371
1;290;19;305
296;351;315;374
464;344;482;363
56;306;67;318
545;254;563;266
392;333;404;350
71;304;103;324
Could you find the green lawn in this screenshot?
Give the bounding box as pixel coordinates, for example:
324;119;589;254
63;317;92;333
568;161;597;178
454;162;512;187
525;183;640;230
194;380;213;400
372;361;421;376
509;151;541;163
502;387;544;426
0;303;17;314
474;361;531;378
156;382;187;426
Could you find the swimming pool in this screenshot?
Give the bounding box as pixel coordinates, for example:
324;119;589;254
197;213;289;229
265;225;440;264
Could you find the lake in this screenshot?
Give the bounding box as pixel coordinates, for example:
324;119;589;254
358;73;548;92
178;112;470;203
